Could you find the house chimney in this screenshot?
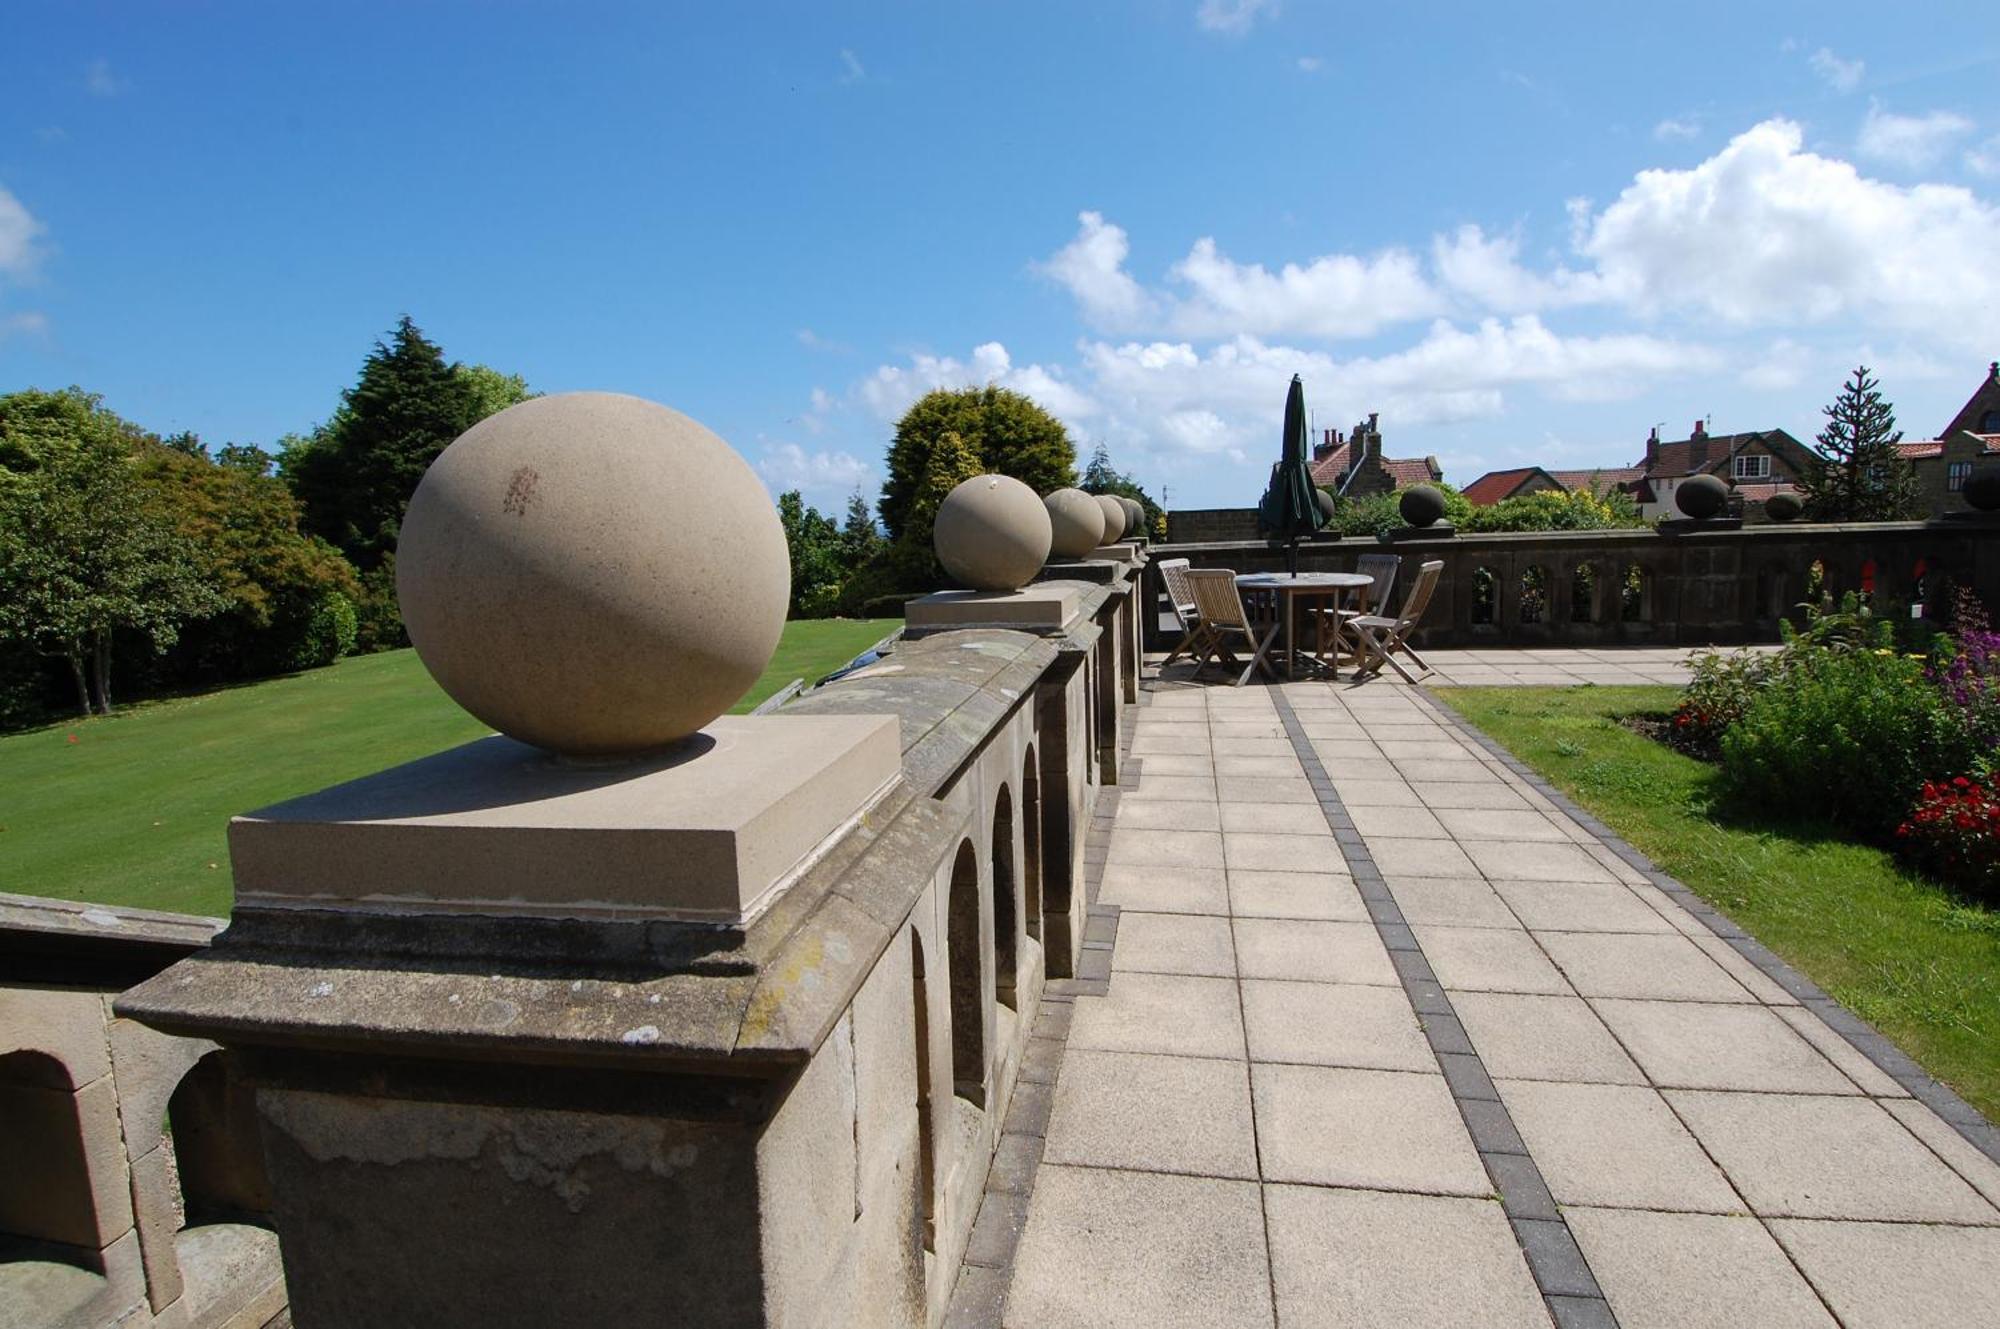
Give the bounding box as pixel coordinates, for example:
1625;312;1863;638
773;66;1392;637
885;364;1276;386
1645;426;1659;468
1689;420;1709;470
1365;413;1382;463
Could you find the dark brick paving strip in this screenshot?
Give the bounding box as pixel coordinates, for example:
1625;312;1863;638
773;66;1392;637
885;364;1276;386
1269;688;1622;1329
1416;686;2000;1172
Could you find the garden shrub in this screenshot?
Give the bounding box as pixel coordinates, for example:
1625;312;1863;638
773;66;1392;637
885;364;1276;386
1720;641;1984;836
1670;649;1773;759
1897;778;2000;899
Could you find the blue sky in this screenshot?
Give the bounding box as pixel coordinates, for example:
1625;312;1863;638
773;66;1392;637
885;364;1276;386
3;2;1998;512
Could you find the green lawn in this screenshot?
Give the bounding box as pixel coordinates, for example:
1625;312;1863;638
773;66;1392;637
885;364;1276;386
1434;686;2000;1121
0;620;895;918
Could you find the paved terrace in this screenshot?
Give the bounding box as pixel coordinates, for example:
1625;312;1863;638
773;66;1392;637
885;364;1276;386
955;671;2000;1328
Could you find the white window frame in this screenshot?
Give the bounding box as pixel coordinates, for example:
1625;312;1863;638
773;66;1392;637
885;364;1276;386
1733;453;1771;480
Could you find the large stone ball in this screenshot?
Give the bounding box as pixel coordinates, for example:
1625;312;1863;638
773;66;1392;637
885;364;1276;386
1965;465;2000;512
1315;489;1336;520
934;474;1053;591
1044;487;1106;558
396;392;789;758
1399;484;1447;528
1095;493;1128;544
1676;473;1728;520
1763;491;1802;522
1119;496;1146;537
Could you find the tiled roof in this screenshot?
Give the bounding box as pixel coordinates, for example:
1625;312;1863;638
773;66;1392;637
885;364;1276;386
1308;442;1352;485
1636;432;1767;477
1548;467;1645;498
1461;468;1545;506
1308;444;1441;489
1733;482;1801;502
1898;440;1944;459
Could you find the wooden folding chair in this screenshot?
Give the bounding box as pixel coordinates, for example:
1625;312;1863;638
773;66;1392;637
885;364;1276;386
1185;570;1280;687
1316;552;1400;667
1156;558;1214;668
1349;560;1444;684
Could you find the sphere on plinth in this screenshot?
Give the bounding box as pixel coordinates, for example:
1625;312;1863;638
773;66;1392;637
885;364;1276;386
1315;488;1336;521
1399;485;1447;528
1763;491;1802;522
934;474;1053;591
396;392;790;759
1965;466;2000;512
1094;493;1128;544
1119;496;1146;537
1676;473;1728;520
1044;487;1107;558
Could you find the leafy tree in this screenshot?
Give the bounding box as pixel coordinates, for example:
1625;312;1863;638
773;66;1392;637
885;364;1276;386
1080;443;1166;539
0;395;224;713
902;429;985;575
457;363;536;420
839;488;884;569
215;442;275;475
777;490;844;618
879;387;1076;540
281;316;485;571
1800;366;1924;522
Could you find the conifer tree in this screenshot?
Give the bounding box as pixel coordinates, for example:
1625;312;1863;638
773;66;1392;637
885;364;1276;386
1800;366;1924;522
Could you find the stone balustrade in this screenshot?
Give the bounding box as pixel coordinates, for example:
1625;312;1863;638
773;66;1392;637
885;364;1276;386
1144;519;1999;651
0;556;1140;1329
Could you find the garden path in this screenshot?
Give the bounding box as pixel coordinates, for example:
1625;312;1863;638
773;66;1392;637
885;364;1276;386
965;672;2000;1329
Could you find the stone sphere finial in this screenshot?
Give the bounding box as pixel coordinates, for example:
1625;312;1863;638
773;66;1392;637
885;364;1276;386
1044;487;1106;558
1965;465;2000;512
1676;473;1728;520
1094;493;1128;544
396;392;790;758
933;474;1053;591
1399;485;1447;528
1119;496;1146;537
1763;491;1802;522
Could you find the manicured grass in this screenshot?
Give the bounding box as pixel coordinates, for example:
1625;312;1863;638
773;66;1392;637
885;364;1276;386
1435;685;2000;1122
0;620;895;918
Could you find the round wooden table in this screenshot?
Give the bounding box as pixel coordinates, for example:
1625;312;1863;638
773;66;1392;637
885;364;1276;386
1235;572;1374;679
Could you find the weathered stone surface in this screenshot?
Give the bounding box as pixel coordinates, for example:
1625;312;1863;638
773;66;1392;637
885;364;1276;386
0;984;112;1083
1044;488;1106;559
108;1016;216;1158
905;587;1083;635
228;714;901;926
1043;1050;1257;1179
1568;1208;1835;1329
1771;1218;2000;1327
1094;494;1128;544
1252;1064;1488;1195
397;392;789;756
1499;1079;1738;1212
127;1143;186;1312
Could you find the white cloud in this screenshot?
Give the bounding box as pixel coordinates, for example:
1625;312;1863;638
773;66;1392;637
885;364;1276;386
1856;101;1974;169
1431;225;1603;313
838;49;865;84
84;58;125;97
858;341;1101;427
1739;338;1814;391
0;311;49;340
1574;119;2000;351
756;443;873;502
1296;56;1323;74
1653;117;1700;142
1033;212;1157;330
1196;0;1276;35
1969;136;2000;178
1809;47;1864;93
1168;237;1442;339
0;186;47;280
796;327;850;353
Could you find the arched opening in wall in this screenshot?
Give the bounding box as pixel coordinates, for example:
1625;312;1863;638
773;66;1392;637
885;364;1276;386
1570;563;1597;624
991;786;1018;1013
164;1053;282;1321
0;1050;97;1263
1471;566;1497;625
1621;564;1649;623
946;840;985;1109
1022;748;1043;944
910;930;936;1255
1519;565;1549;625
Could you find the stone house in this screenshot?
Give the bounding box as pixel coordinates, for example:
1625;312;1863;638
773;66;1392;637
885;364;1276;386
1309;413;1443;495
1898;362;2000;517
1459;465;1645;507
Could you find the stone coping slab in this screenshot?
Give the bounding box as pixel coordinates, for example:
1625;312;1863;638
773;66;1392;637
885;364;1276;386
905;585;1086;635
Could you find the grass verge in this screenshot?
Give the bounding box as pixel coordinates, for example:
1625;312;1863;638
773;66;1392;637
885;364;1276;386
0;620;895;917
1434;684;2000;1122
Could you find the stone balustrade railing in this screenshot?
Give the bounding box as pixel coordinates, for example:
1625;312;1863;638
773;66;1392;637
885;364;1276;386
1143;519;2000;651
0;554;1151;1329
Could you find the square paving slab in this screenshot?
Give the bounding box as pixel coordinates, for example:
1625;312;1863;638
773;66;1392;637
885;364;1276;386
1666;1091;1999;1223
1591;1000;1857;1094
1110;912;1237;978
1384;876;1519;929
1240;979;1434;1072
1414;925;1570;994
1095;864;1229;915
1252;1063;1489;1195
1224;830;1342;873
1769;1219;2000;1329
1067;972;1245;1061
1234;918;1398;986
1006;1165;1275;1329
1498;1079;1740;1212
1565;1207;1835;1329
1490;879;1675;933
1264;1186;1549;1329
1539;932;1755;1002
1452;991;1644;1084
1228;870;1369;922
1043;1049;1258;1179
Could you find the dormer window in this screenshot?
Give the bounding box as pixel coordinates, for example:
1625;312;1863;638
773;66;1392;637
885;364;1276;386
1733;454;1771;480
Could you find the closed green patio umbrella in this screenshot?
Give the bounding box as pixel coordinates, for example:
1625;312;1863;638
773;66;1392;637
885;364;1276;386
1257;374;1326;575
